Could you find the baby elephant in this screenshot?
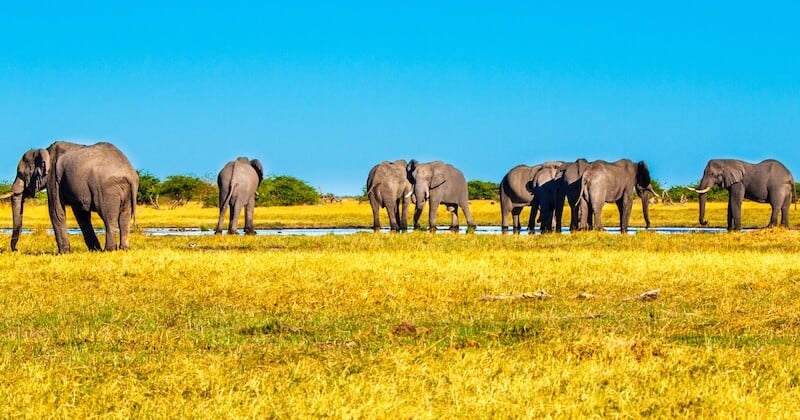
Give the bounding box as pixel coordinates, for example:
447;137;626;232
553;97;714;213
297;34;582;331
215;157;264;235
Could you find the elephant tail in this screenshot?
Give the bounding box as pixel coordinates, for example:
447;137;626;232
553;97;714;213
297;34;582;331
366;182;382;204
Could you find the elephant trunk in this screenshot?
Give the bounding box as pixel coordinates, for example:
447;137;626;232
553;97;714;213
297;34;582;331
11;193;24;251
696;175;713;226
641;189;651;229
698;193;708;226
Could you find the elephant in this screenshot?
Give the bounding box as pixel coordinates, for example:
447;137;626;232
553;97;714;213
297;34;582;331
689;159;794;230
4;141;138;253
499;162;565;234
406;159;475;232
366;160;413;231
559;158;592;231
579;159;655;233
215;157;264;235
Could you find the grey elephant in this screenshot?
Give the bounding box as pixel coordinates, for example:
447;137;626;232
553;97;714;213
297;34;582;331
559;158;592;231
366;160;413;231
499;162;564;234
215;157;264;235
579;159;654;233
4;141;138;253
689;159;794;230
406;159;475;232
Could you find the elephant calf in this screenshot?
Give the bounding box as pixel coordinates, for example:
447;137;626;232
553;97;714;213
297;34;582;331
215;157;264;235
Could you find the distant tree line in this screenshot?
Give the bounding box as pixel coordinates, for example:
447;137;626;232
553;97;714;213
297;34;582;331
136;170;320;208
3;176;800;207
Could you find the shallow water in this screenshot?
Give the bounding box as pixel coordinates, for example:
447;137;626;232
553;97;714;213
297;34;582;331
1;226;740;236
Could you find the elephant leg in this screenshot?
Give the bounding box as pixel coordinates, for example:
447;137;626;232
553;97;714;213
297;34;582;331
385;200;399;231
428;199;440;232
101;209;121;251
617;197;632;234
369;196;382;231
48;197;72;253
591;198;605;231
244;197;256;235
229;201;243;234
728;184;745;230
780;191;791;227
215;203;228;234
400;198;410;231
72;206;102;251
528;201;539;234
413;205;424;230
460;200;475;232
510;207;522;234
447;205;459;232
118;199;132;250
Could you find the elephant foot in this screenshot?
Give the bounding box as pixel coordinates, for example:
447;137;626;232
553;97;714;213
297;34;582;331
466;225;476;234
214;230;223;235
449;226;459;233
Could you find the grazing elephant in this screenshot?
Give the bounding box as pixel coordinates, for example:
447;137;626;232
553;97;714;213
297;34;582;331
560;158;592;231
4;141;138;253
579;159;654;233
366;160;413;231
215;157;264;235
406;159;475;232
689;159;794;230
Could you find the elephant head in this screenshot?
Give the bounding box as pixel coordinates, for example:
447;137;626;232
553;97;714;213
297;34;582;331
692;159;745;226
634;161;654;229
250;159;264;185
406;159;446;208
7;148;52;251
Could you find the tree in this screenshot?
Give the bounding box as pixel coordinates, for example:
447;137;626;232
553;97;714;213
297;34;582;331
256;175;320;206
468;180;500;200
136;170;161;207
159;175;215;206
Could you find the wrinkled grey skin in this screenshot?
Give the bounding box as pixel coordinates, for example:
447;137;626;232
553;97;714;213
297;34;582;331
215;157;264;235
8;141;138;253
531;161;565;233
500;161;566;234
579;159;654;233
560;158;592;231
406;160;475;232
499;164;541;233
695;159;794;230
366;160;413;231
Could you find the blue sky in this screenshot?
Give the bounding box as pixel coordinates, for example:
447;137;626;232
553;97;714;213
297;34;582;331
2;2;799;195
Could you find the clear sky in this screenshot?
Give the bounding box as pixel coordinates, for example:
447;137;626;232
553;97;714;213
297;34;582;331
2;2;799;195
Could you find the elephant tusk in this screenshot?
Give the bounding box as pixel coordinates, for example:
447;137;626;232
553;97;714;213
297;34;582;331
404;190;413;199
0;191;14;200
687;187;711;194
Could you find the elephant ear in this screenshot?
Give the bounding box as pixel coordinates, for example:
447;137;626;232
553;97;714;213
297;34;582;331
636;161;651;188
250;159;264;184
723;162;745;188
406;159;418;182
32;148;50;193
430;169;447;189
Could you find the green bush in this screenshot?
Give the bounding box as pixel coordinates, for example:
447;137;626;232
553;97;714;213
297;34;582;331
468;180;499;200
136;170;161;206
256;176;320;206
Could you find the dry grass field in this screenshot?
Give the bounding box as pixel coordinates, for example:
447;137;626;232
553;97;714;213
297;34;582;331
1;200;799;417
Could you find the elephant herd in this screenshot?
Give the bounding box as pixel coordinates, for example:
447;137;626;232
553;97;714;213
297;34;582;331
368;157;796;235
1;140;796;253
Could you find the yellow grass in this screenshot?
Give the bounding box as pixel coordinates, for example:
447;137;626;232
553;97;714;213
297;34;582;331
1;200;800;417
2;199;798;230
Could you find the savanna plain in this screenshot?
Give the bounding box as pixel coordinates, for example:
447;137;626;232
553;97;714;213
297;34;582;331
1;200;800;417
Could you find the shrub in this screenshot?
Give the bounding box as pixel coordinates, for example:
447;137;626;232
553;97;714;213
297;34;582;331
468;180;499;200
257;176;320;206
